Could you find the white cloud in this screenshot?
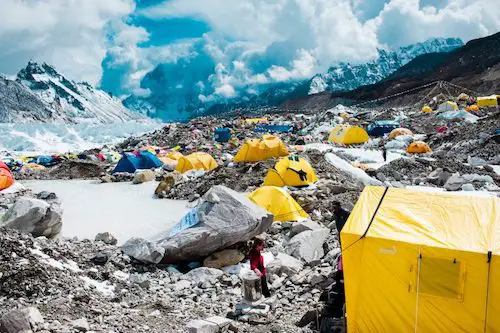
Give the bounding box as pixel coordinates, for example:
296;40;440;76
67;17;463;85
215;84;236;98
0;0;136;85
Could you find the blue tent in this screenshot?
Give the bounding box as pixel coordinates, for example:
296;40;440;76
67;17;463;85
35;155;57;166
113;151;163;174
214;128;232;143
254;124;293;133
367;120;400;137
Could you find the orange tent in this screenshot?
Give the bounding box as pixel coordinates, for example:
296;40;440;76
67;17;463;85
466;105;480;112
0;162;14;191
388;128;413;140
407;141;432;154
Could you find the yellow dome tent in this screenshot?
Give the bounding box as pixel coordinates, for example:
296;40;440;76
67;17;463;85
421;105;433;113
437;101;459;112
247;186;309;222
388;128;413;140
233;135;289;162
342;186;500;332
328;125;369;145
407;141;432;154
458;93;469;101
165;151;183;161
175;152;218;173
477;95;499;107
263;155;318;187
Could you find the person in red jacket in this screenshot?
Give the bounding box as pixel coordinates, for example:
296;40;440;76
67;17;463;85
249;238;271;298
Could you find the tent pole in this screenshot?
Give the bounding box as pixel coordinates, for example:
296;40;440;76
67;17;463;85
414;250;422;333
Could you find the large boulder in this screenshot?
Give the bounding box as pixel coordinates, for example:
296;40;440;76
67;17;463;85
274;252;304;276
286;228;330;263
0;197;62;239
0;307;44;333
132;170;155;184
203;249;245;269
444;173;467;191
122;237;165;264
157;186;273;262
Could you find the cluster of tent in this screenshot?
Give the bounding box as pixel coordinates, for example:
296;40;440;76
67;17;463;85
421;93;499;114
342;186;500;332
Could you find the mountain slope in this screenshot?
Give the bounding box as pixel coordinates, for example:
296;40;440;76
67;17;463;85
281;32;500;111
308;37;463;94
1;62;143;124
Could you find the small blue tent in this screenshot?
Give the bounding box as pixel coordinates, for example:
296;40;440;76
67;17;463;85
367;120;400;137
214;128;232;143
254;124;293;133
35;155;57;166
113;151;163;174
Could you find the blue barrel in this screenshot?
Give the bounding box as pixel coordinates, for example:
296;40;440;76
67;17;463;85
214;128;232;143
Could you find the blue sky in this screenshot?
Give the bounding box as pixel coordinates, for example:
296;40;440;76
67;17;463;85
0;0;499;100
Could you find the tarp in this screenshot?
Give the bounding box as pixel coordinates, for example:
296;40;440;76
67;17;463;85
214;128;232;143
233;135;289;162
437;101;459;112
388;128;413;140
477;95;498;107
0;161;14;191
328;125;369;145
407;141;432;154
254;124;293;133
367;120;400;137
168;207;200;237
263;155;317;187
341;186;500;332
175;152;218;173
247;186;309;222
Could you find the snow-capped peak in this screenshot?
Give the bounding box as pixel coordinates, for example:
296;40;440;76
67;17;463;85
12;61;143;124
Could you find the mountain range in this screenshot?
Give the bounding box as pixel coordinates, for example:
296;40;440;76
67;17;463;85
0;62;143;124
281;31;500;111
125;37;464;121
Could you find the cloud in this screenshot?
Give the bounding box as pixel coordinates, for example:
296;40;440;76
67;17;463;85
0;0;136;85
375;0;500;48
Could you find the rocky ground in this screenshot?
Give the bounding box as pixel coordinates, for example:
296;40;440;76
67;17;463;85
1;105;499;333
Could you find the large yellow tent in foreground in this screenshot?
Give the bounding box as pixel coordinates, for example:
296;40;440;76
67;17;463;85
233;135;289;162
328;125;369;145
175;152;218;173
263;155;317;187
341;186;500;333
247;186;308;222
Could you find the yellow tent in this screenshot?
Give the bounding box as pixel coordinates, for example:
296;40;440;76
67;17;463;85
247;186;309;222
263;155;317;187
328;125;369;145
437;101;459;112
407;141;432;154
458;93;469;101
477;95;498;107
164;151;183;161
233;135;289;162
175;152;218;173
421;105;433;113
388;128;413;140
341;186;500;333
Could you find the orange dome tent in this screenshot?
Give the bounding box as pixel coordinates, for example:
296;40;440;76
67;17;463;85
466;105;480;112
421;106;433;113
407;141;432;154
388;128;413;140
0;162;14;191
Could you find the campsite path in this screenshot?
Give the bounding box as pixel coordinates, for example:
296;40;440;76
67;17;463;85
21;180;188;244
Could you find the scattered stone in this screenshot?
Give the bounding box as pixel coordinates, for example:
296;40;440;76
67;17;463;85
186;319;218;333
289;220;323;238
36;191;57;200
121;237;165;264
154;175;176;197
444;173;467;191
94;232;117;245
286;228;330;263
71;318;90;332
173;280;191;291
275;253;303;276
184;267;224;284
